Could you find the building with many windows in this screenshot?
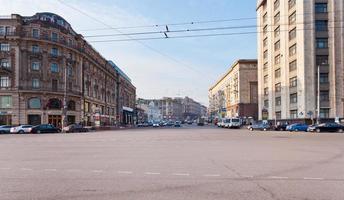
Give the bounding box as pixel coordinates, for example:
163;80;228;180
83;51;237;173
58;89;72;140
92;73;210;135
257;0;344;121
209;59;258;120
0;13;135;127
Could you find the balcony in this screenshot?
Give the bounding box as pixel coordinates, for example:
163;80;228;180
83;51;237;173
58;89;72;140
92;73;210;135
0;31;18;37
18;85;82;96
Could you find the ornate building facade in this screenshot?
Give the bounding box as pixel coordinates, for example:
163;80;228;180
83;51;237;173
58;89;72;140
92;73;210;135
0;13;135;127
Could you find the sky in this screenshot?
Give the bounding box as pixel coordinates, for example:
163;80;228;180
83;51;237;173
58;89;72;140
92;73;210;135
0;0;258;106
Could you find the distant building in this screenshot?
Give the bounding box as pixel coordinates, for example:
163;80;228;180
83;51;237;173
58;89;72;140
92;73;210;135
209;59;258;120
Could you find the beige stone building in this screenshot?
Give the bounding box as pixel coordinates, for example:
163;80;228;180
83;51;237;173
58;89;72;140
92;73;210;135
0;13;136;127
209;59;258;120
257;0;344;121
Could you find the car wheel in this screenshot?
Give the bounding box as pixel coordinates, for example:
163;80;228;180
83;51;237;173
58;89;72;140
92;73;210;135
18;130;24;134
37;130;41;134
249;128;253;131
338;129;343;133
316;128;321;133
279;128;283;131
263;128;267;131
294;129;298;132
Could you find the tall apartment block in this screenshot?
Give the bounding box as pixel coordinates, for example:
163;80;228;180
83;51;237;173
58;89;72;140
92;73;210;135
257;0;344;121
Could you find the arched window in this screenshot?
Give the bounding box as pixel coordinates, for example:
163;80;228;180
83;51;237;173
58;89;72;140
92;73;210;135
48;98;61;109
28;98;41;109
67;100;76;111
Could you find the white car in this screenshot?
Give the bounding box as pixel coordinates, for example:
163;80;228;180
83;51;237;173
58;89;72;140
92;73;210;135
10;125;33;134
152;122;160;127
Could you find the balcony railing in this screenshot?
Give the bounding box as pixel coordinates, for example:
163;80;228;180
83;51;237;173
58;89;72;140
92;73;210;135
18;85;82;96
0;31;18;37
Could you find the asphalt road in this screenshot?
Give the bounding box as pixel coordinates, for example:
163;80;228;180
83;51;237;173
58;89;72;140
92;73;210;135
1;125;344;200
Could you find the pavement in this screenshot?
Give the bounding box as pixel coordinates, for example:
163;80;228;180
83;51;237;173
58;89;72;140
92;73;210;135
1;125;344;200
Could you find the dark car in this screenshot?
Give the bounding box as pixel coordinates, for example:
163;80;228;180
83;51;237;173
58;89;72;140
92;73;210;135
248;123;270;131
309;122;344;133
174;121;181;127
31;124;61;134
274;123;288;131
63;124;89;133
286;123;309;132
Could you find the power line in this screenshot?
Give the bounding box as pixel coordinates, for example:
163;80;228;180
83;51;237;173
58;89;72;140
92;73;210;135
56;0;214;79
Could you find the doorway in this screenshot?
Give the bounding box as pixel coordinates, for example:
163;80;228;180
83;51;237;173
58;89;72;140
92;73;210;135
48;115;62;128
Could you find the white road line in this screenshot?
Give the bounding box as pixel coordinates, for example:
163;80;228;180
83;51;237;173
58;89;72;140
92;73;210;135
303;177;324;180
144;172;161;175
203;174;221;177
92;170;103;173
117;171;133;174
0;167;11;170
268;176;289;179
242;175;254;178
20;168;33;171
44;169;57;171
172;173;190;176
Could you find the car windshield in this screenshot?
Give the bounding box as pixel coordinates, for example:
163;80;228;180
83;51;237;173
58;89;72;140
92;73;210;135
232;119;240;122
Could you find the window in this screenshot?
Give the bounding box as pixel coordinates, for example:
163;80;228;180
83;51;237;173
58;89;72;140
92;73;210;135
274;12;280;24
289;60;297;71
263;50;268;59
289;28;296;40
67;66;73;76
263;38;268;47
315;3;327;13
290;110;298;119
320;108;330;118
264;75;268;83
290;76;297;87
32;29;39;38
52;79;58;91
290;93;298;104
275;83;281;92
32;78;40;88
31;61;40;71
264;87;269;96
0;76;10;87
275;111;281;119
320;91;329;101
48;98;61;109
263;13;268;23
85;102;90;112
275;97;281;106
274;0;280;11
0;59;10;68
289;44;296;56
51;47;58;57
320;73;328;83
274;26;280;38
275;68;281;78
51;32;58;42
0;96;12;108
289;12;296;25
32;45;40;53
263;62;268;72
0;26;4;35
275;54;280;65
0;43;10;52
67;100;76;111
315;20;328;31
316;55;329;65
68;81;73;90
288;0;296;9
264;100;269;107
28;98;41;109
51;63;59;73
263;25;268;35
274;40;280;51
316;38;328;48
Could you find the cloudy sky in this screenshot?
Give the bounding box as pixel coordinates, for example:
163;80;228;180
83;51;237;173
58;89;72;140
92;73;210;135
0;0;257;106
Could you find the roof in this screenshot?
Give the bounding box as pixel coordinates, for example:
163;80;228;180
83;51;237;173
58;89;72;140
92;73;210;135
108;60;131;83
209;59;257;91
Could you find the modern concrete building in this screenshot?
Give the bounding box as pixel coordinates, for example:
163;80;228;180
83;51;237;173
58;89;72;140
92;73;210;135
0;13;135;127
257;0;344;121
209;59;258;120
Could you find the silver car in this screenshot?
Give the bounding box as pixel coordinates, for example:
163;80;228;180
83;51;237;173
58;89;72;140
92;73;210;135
10;125;33;134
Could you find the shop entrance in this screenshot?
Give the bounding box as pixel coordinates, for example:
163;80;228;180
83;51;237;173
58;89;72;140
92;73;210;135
0;115;12;125
28;115;41;126
48;115;62;128
67;115;75;125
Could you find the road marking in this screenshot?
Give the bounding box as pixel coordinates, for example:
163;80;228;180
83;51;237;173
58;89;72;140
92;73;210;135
0;167;11;170
144;172;161;175
20;168;33;171
203;174;221;177
44;169;57;171
92;170;103;173
303;177;324;180
117;171;133;174
268;176;289;179
243;175;254;178
172;173;190;176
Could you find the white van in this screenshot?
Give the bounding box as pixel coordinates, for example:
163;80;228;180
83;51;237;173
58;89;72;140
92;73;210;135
229;118;241;128
223;118;231;128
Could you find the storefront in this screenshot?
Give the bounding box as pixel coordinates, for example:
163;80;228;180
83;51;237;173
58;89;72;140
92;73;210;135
48;115;62;128
122;106;134;125
28;114;41;125
0;112;12;125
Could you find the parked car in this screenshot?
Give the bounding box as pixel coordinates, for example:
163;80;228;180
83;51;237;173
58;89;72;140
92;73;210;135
174;121;181;127
167;121;174;126
63;124;89;133
274;123;288;131
152;121;160;127
247;123;270;131
187;121;193;125
0;125;15;134
217;119;224;128
308;122;344;133
10;125;33;134
286;123;309;132
228;118;241;128
30;124;61;133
